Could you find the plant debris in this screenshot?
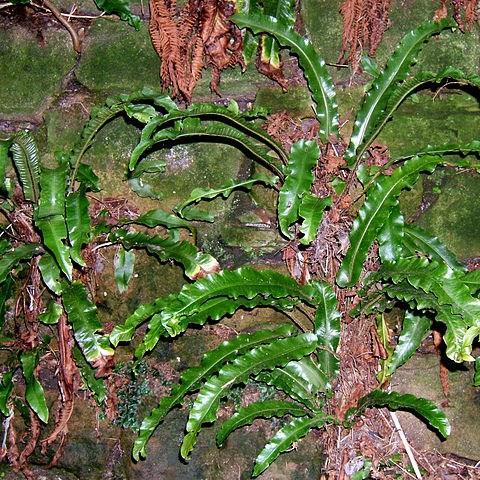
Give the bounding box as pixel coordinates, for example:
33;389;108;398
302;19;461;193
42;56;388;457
149;0;244;100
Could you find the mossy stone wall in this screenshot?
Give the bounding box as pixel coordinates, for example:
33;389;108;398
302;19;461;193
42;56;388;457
1;1;479;478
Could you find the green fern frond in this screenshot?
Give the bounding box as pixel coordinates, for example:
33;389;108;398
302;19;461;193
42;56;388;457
346;19;453;165
337;154;443;288
70;88;176;183
10;131;40;202
176;172;278;219
252;413;328;477
109;229;220;281
133;324;294;460
256;357;327;409
180;333;318;459
231;13;339;141
130;103;287;172
216;399;307;447
345;390;450;438
278;140;319;239
354;66;479;162
314;282;341;380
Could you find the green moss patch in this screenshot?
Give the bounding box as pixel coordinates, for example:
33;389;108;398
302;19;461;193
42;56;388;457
255;86;314;118
417;168;480;259
378;92;480;158
76;19;159;94
0;27;76;120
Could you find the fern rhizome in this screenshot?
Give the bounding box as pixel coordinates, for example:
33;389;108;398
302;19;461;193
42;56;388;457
1;6;480;480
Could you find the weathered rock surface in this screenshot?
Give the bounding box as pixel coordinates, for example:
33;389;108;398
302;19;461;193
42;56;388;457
391;353;480;460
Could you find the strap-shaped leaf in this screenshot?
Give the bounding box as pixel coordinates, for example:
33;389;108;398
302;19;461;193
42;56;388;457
464;270;480;294
70;88;176;182
110;298;167;347
66;188;90;266
131;119;284;179
238;0;261;65
337;154;442;288
110;229;219;281
136;296;300;357
181;333;318;459
384;311;432;377
133;324;294;460
298;194;331;245
231;13;339;141
256;357;327;409
176;172;278;219
252;414;327;477
403;224;465;272
0;371;14;416
345;390;450;438
278;140;319;238
378;204;404;263
36;166;67;219
383;281;439;311
129;103;287;175
377;257;480;362
39;301;63;325
260;0;296;69
152;267;325;337
394;140;480;163
133;208;194;231
354;66;480;163
62;282;114;364
36;216;73;282
73;346;107;404
120;268;328;356
216;399;307;447
20;349;49;423
345;19;453;165
314;282;341;380
38;253;62;295
0;244;42;283
10;131;40;202
124;103;158;124
114;247;135;293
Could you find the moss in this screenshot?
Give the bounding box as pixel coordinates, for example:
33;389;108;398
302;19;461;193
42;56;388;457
0;27;76;120
254;86;314;118
378;92;480;158
399;176;424;221
76;19;160;94
300;0;343;66
43;104;90;158
417;168;480;259
221;225;285;257
192;64;272;101
126;141;246;212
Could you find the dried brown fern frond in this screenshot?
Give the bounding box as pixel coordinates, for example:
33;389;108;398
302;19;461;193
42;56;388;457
451;0;478;30
339;0;392;72
201;0;245;95
149;0;185;98
149;0;244;100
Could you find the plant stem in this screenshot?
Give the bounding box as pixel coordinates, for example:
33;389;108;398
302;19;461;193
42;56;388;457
40;0;82;53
